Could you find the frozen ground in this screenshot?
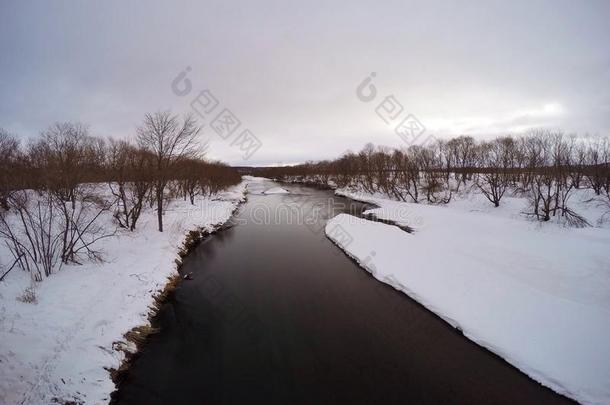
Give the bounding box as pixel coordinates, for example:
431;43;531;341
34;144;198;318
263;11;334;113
0;182;247;404
262;186;290;195
327;187;610;405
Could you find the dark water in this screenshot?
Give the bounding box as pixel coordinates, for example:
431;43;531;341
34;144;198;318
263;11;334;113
112;181;572;405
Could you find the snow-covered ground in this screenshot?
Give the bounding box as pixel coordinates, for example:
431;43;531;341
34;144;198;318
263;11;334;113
326;187;610;405
262;186;290;195
0;182;247;404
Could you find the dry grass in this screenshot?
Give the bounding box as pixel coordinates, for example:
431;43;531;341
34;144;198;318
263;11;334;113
17;286;37;304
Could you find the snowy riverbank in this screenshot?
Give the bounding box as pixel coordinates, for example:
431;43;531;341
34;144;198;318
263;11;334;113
0;182;247;404
326;187;610;405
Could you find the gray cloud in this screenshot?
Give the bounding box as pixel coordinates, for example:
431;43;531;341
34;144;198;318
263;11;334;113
1;0;609;165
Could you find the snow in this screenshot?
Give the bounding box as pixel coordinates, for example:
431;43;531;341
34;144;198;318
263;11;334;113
262;186;290;195
326;188;610;405
0;181;247;404
3;175;608;404
241;175;268;182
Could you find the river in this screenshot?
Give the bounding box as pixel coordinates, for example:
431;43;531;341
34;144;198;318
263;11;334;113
112;180;572;404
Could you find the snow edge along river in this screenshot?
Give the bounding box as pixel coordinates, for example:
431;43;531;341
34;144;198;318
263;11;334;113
0;181;249;405
325;190;610;405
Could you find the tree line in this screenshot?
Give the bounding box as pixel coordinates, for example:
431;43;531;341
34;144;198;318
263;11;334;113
0;111;240;281
258;130;610;226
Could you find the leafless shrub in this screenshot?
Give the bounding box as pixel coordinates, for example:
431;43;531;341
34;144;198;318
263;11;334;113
0;190;61;280
597;186;610;225
54;186;116;264
0;251;24;282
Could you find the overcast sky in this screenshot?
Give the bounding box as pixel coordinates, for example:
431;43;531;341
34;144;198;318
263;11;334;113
1;0;609;165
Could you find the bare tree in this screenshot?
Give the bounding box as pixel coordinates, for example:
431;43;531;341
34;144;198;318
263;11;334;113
0;128;21;210
391;149;420;202
474;137;514;207
334;151;358;188
358;143;377;194
107;139;153;230
32;122;95;208
416;143;452;204
0;119;242;282
137;111;201;232
176;158;204;204
198;161;241;197
522;131;589;226
584;137;609;195
257;131;607;227
26;123;116;264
